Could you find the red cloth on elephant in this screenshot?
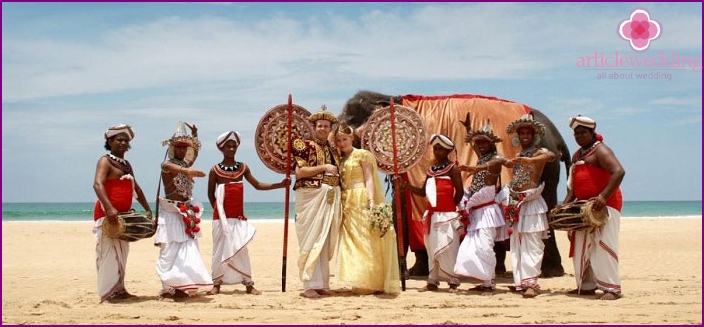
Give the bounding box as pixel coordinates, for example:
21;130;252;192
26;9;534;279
573;164;623;212
400;94;532;249
93;178;133;220
403;183;425;251
213;182;246;220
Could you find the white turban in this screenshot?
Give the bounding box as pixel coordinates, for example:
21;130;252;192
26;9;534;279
104;124;135;140
569;115;596;130
429;134;455;150
216;131;241;149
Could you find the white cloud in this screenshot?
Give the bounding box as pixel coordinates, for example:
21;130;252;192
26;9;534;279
649;97;702;106
5;3;699;103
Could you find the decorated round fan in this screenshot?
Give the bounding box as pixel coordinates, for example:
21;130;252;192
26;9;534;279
360;105;427;174
255;103;314;174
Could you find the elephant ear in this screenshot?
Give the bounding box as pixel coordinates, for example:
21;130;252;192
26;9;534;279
460;112;473;143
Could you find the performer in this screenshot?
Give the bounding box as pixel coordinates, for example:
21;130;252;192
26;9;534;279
93;124;152;302
454;122;509;294
563;115;625;300
334;123;400;295
207;130;288;296
398;134;464;292
292;105;342;299
155;122;213;299
502;114;556;298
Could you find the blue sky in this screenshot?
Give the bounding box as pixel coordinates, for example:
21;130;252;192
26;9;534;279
2;2;701;203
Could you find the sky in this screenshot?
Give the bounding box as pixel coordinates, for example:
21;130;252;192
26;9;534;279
2;2;702;204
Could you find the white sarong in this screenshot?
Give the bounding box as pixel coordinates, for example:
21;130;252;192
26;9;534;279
572;206;621;295
454;186;507;285
155;199;213;296
211;183;257;286
295;184;341;290
424;211;461;286
93;218;129;302
507;184;549;290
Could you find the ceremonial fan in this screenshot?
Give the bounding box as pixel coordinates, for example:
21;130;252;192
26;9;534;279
254;96;313;292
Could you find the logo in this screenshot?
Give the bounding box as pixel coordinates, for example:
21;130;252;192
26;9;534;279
618;8;661;52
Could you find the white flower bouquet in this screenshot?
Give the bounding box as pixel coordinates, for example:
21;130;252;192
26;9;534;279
368;203;393;238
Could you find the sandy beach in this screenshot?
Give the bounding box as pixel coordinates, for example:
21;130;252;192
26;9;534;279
2;217;701;325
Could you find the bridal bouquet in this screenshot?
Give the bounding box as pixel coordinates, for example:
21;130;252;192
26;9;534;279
368;203;393;238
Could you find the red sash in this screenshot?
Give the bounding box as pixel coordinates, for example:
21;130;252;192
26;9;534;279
93;178;133;220
213;183;246;220
471;200;496;211
573;164;623;211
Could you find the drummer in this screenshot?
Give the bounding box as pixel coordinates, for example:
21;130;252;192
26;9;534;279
92;124;152;302
562;115;625;300
501;114;556;298
155;122;213;299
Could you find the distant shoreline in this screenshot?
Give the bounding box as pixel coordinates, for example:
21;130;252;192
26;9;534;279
3;200;701;204
3;215;702;224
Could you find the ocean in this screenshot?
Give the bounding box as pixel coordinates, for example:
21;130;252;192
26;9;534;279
1;201;701;222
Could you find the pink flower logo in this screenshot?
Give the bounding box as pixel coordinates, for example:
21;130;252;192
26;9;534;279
618;8;661;52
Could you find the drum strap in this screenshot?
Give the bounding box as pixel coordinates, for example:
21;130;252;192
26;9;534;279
154;148;170;226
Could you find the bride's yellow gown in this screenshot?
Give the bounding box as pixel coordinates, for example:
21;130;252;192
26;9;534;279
337;148;400;294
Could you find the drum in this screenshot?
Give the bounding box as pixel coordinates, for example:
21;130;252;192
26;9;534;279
102;210;156;242
548;200;608;231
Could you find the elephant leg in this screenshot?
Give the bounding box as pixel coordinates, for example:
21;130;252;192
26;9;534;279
494;241;507;275
408;249;429;277
540;229;565;278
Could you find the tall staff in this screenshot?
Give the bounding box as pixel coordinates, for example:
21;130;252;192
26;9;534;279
282;94;293;292
390;97;407;291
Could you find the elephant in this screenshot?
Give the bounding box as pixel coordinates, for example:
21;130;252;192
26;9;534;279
338;90;571;278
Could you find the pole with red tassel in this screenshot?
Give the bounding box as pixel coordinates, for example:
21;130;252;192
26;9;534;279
389;97;407;291
281;94;294;292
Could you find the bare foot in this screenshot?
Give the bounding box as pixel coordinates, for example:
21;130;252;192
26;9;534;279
522;288;538;298
418;284;439;292
208;285;220;295
246;285;261;295
508;286;524;293
106;291;135;302
599;292;620;300
301;289;321;299
567;288;596;295
315;289;333;296
448;284;459;293
352;288;375;295
468;285;494;294
173;290;189;299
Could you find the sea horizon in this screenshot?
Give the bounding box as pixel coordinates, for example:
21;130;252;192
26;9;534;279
1;200;701;222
